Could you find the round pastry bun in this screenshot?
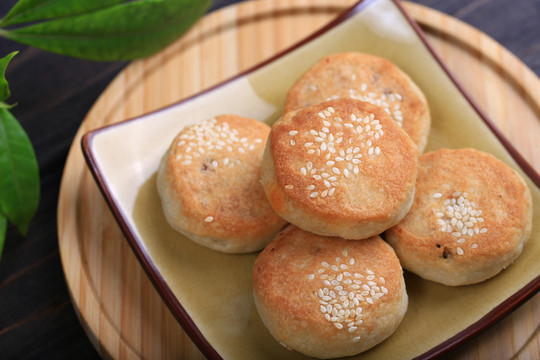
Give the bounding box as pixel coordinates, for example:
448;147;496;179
252;225;408;359
385;148;533;286
157;115;287;253
284;52;431;153
261;98;418;240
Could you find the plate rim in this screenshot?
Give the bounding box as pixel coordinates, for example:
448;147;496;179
80;0;540;359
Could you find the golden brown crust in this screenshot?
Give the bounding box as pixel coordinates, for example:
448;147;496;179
252;225;408;359
261;98;417;239
285;52;431;152
157;114;287;253
384;148;533;286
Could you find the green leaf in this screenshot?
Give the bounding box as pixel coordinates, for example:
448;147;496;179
0;51;17;103
0;107;40;235
0;0;125;27
0;214;6;260
0;0;211;61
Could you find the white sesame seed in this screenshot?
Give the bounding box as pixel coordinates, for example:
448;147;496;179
204;216;214;223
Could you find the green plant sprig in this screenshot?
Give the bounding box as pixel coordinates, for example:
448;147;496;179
0;0;211;261
0;51;40;260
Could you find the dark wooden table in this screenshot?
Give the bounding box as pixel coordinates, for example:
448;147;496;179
0;1;538;359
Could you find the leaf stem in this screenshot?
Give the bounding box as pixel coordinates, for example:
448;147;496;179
0;28;10;39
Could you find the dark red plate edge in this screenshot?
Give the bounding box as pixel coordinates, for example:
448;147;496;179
395;0;540;189
81;131;221;360
78;0;540;359
393;0;540;358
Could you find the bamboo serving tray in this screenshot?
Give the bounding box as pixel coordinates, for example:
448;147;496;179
58;0;540;359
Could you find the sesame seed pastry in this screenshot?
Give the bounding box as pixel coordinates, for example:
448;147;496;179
252;225;408;359
156;114;287;253
261;98;418;240
284;52;431;153
385;148;533;286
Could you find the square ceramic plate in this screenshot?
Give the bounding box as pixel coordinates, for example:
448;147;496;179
82;0;540;358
